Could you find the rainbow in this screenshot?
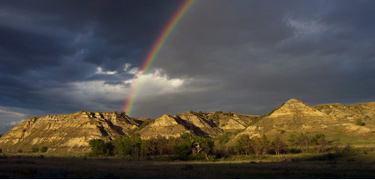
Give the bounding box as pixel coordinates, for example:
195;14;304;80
123;0;196;116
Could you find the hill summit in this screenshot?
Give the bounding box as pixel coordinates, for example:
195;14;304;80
0;98;375;153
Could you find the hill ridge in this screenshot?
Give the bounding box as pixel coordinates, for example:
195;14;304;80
1;99;375;153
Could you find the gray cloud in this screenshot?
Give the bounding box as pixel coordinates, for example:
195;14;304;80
1;0;375;133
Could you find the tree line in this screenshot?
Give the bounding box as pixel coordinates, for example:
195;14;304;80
88;131;343;160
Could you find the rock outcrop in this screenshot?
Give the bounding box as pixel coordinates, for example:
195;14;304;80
138;114;190;139
238;99;375;139
0;111;137;152
1;98;375;153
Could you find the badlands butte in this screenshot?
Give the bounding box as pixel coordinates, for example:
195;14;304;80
1;98;375;154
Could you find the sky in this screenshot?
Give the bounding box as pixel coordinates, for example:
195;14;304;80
1;0;375;133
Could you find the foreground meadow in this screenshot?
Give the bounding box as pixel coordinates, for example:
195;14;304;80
0;151;375;178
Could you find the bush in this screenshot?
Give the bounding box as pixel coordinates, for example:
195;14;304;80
32;147;39;153
40;146;48;153
311;134;325;145
356;119;364;126
18;149;22;153
0;148;2;153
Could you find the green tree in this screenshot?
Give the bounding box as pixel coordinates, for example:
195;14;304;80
172;133;193;160
234;135;254;155
253;134;271;155
88;139;113;156
295;133;311;149
112;132;143;158
32;146;39;153
271;135;288;155
193;136;214;156
40;146;48;153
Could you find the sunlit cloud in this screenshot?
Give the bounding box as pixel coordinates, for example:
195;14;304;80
95;66;117;75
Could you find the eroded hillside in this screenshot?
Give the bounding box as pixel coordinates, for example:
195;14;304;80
1;99;375;153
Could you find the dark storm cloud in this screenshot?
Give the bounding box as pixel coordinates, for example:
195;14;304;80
143;0;375;116
0;0;185;132
1;0;375;133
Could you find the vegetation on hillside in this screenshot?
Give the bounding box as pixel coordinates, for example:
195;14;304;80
88;132;349;161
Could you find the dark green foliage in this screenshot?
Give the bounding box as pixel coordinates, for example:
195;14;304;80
311;134;326;145
0;148;2;153
192;135;214;157
172;133;193;160
112;132;142;158
266;102;285;116
223;111;234;116
266;108;277;116
88;139;114;156
356;119;364;126
40;146;48;153
253;134;271;155
289;133;311;149
234;135;254;155
32;147;39;153
18;149;22;153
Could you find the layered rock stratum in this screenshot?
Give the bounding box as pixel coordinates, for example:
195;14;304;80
1;98;375;153
0;111;138;152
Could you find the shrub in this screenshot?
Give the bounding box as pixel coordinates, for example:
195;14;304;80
356;119;364;126
0;148;2;153
32;147;39;153
18;149;22;153
311;134;325;145
40;146;48;153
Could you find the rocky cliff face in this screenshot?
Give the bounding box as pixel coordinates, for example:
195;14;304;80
0;111;137;152
1;99;375;153
138;114;190;139
238;99;375;139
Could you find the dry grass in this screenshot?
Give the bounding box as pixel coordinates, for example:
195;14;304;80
0;151;374;178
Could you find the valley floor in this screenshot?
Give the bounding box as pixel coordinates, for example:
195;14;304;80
0;152;375;178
